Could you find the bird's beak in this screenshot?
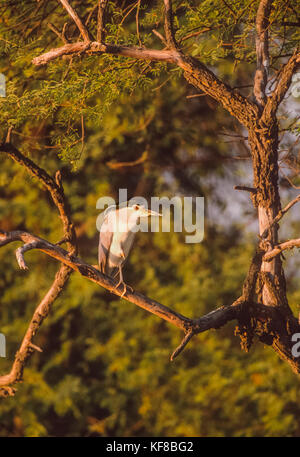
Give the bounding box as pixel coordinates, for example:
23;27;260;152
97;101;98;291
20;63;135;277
145;209;162;217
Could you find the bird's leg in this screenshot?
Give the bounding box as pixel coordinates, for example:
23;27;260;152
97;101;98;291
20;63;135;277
112;269;120;279
115;265;127;298
115;264;133;298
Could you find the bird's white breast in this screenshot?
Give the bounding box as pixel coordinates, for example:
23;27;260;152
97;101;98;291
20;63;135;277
106;209;138;269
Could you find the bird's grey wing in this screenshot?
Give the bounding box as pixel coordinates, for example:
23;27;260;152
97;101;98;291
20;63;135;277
98;221;113;274
121;230;136;264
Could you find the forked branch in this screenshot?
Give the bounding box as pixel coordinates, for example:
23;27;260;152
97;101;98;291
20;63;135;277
263;238;300;262
31;2;259;128
261;192;300;239
262;49;300;121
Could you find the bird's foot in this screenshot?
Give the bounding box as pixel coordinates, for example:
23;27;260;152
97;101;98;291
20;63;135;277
115;280;133;298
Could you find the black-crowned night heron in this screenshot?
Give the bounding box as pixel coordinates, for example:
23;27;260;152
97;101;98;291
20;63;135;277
98;202;161;296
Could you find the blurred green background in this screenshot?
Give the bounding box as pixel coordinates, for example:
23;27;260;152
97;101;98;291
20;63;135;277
0;0;300;437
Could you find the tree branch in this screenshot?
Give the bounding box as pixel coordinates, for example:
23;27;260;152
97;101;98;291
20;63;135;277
261;192;300;239
152;29;168;46
31;0;260;129
0;230;193;331
136;0;142;47
234;185;257;193
0;264;72;394
47;22;69;44
180;56;259;127
32;41;178;65
253;0;273;107
1;226;300;392
97;0;108;43
0;138;77;397
32;40;259;127
170;328;194;361
58;0;91;42
163;0;178;49
0;141;77;252
0;232;275;362
263;238;300;262
262;49;300;121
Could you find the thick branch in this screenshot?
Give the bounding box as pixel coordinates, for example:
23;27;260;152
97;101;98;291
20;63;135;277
32;41;177;65
253;0;273;107
32;41;259;127
172;55;259;128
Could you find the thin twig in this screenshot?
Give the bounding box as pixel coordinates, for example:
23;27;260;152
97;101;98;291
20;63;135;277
59;0;91;41
152;29;167;46
106;151;148;169
47;22;69;43
186;93;206;99
136;0;142;47
261;192;300;239
279;168;300;190
180;27;211;43
234;185;257;193
170;329;194;361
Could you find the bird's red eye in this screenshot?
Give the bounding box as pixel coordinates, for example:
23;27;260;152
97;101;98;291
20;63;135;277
134;205;139;211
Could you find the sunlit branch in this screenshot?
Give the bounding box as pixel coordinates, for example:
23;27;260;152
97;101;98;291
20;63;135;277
263;238;300;261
